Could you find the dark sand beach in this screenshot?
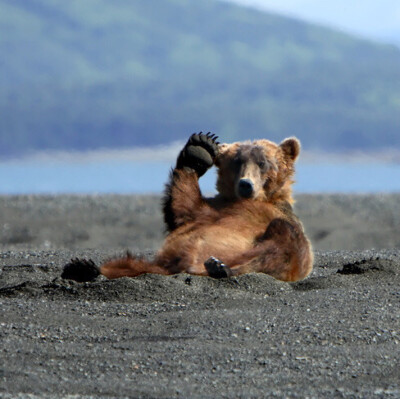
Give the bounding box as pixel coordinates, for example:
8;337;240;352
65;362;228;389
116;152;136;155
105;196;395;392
1;194;400;398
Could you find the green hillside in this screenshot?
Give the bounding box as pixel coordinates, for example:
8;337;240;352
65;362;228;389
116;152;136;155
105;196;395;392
1;0;400;156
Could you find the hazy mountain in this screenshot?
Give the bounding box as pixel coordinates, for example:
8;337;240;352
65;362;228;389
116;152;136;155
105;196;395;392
1;0;400;157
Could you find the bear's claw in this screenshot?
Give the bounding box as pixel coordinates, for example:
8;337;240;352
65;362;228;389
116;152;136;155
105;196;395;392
204;256;233;279
177;132;220;177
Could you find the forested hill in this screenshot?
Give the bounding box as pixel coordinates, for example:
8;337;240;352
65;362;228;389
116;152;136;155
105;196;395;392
1;0;400;157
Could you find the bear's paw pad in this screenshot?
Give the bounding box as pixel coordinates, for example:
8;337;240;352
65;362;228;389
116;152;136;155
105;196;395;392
178;132;219;176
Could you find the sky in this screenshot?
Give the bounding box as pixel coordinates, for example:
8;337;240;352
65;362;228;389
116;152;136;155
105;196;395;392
224;0;400;44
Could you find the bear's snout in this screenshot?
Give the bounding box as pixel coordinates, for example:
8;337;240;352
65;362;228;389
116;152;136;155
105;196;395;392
238;179;254;198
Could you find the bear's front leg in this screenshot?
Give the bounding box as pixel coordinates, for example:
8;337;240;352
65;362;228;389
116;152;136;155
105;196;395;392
163;132;220;231
204;256;233;278
227;218;313;281
206;219;312;281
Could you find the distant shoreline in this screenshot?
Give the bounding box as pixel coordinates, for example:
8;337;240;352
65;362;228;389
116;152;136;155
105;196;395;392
2;144;400;164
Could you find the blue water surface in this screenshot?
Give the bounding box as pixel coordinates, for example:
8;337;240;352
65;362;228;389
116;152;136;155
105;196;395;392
1;159;400;194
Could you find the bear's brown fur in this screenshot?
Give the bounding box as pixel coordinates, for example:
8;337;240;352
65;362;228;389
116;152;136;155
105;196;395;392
96;133;313;282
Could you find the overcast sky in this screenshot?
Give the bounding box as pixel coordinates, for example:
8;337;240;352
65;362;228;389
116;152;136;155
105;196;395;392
223;0;400;43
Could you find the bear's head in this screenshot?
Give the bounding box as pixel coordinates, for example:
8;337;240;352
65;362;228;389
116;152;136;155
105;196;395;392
215;137;300;203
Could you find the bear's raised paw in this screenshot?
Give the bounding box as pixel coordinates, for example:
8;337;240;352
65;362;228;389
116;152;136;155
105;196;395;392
177;132;219;177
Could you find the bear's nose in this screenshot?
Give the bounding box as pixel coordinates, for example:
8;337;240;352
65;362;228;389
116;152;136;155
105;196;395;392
238;179;254;198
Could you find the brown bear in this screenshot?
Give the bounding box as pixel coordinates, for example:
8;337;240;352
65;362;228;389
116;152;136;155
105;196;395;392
62;133;313;282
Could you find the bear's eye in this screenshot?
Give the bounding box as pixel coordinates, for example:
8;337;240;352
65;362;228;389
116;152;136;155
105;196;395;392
257;161;265;169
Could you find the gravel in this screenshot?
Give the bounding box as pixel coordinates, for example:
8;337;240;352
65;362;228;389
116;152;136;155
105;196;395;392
0;195;399;398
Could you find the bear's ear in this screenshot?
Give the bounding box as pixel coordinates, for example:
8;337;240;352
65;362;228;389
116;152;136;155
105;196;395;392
280;137;300;162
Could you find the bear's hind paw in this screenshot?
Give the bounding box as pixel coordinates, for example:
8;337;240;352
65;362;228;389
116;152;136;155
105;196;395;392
204;256;233;279
61;258;100;282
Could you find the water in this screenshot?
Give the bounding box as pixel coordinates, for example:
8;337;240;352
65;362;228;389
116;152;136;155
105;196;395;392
1;159;400;194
